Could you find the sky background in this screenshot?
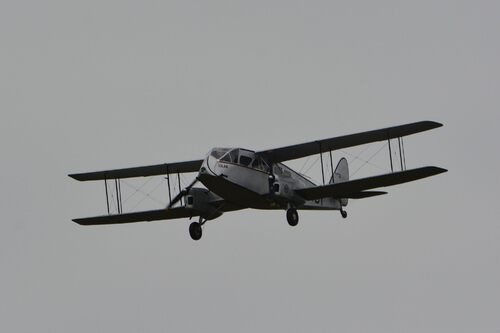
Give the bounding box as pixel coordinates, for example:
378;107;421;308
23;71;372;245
1;1;499;332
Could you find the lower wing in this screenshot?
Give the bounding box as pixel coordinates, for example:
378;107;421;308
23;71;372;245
295;166;447;200
73;207;197;225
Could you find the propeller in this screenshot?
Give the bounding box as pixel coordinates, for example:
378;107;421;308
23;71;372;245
167;177;199;209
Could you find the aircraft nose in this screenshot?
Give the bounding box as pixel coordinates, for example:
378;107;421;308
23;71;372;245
199;155;217;177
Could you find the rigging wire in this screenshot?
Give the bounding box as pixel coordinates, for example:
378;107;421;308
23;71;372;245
129;180;166;211
340;144;389;174
108;190;117;213
121;179;165;207
121;177;153;204
343;144;372;165
299;156;311;173
351;142;389;177
303;155;320;175
181;173;192;189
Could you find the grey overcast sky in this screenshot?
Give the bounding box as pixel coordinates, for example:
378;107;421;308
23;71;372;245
1;1;499;332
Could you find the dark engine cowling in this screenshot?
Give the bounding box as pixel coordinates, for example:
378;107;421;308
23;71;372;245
185;188;223;220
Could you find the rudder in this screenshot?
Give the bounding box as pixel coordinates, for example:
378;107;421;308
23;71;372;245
330;157;349;184
330;157;349;206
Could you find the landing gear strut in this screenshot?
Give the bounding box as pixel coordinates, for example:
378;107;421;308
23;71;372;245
286;208;299;226
189;219;204;241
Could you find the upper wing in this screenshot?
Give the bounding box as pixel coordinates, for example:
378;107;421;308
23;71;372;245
73;207;197;225
257;121;442;163
69;159;203;181
295;166;447;200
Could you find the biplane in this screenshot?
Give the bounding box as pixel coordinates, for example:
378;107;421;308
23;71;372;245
69;121;447;240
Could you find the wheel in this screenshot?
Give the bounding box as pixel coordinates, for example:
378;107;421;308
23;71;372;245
189;222;202;240
341;210;347;219
286;208;299;226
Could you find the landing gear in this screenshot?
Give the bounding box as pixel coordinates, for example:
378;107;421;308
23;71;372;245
286;208;299;226
340;208;347;219
189;221;203;240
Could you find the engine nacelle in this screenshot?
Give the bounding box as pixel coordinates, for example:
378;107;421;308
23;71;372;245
185;188;223;220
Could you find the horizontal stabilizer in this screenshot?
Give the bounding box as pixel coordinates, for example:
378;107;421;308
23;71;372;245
69;159;203;181
347;191;387;199
258;121;443;162
295;166;447;200
73;207;197;225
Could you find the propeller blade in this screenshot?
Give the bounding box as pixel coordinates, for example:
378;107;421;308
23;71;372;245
167;178;199;209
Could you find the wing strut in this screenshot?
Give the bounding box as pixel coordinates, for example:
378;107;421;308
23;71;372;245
387;134;407;172
177;173;182;206
319;142;325;185
388;137;394;172
166;174;172;203
100;171;188;215
114;179;122;214
329;150;334;181
400;137;406;170
104;178;110;214
165;170;186;208
103;178;124;214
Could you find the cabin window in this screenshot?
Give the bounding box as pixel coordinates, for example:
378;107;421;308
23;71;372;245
251;158;261;169
252;156;270;173
239;155;252;166
229;149;239;163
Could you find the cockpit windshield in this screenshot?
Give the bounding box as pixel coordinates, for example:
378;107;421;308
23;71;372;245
213;148;270;173
219;149;239;163
210;148;230;159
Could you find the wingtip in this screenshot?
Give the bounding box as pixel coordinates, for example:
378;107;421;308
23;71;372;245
72;218;94;226
437;167;448;173
424;120;444;128
426;166;448;175
68;173;82;181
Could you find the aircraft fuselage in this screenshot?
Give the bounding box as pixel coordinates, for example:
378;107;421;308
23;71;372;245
198;147;341;211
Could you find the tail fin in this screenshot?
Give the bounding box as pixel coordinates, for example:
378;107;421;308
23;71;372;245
329;157;349;206
330;157;349;184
